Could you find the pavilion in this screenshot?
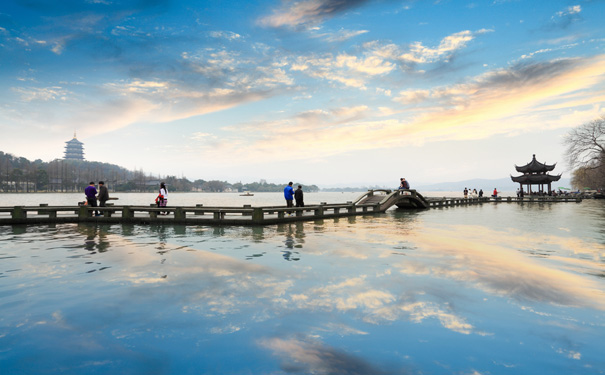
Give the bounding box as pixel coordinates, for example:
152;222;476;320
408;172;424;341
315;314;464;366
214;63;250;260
511;154;561;195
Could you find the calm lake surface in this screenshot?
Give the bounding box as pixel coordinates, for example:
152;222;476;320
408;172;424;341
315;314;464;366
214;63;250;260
1;192;604;374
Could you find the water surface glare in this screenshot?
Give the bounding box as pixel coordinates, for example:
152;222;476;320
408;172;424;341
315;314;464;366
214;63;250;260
0;195;604;374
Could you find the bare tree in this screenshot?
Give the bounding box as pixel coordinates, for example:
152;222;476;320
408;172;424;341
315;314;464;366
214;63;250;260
564;115;605;170
564;116;605;189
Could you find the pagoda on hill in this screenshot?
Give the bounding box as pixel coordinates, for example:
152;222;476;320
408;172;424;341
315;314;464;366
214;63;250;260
64;132;85;160
511;154;561;194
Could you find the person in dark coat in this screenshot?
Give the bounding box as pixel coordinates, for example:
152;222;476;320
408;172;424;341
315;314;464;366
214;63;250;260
295;185;304;207
98;181;109;208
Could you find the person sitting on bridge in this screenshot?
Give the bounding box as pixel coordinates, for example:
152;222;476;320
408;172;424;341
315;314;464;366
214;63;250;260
399;178;410;189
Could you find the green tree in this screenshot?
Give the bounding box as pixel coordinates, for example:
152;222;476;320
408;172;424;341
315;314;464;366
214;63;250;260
36;168;49;191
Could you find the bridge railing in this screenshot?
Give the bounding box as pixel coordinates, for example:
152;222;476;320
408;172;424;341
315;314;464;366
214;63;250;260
0;201;385;225
352;189;393;205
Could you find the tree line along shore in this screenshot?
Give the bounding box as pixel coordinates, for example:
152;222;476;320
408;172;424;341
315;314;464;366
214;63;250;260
0;152;319;193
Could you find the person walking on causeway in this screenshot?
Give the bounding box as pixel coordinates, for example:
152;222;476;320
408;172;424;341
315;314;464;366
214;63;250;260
84;182;100;216
158;182;168;215
295;185;304;207
284;182;295;215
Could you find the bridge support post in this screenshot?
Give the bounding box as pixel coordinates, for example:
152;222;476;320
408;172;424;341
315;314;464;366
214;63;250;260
122;206;134;219
78;205;90;219
252;208;264;223
149;204;158;218
175;207;186;220
314;207;324;216
348;205;355;214
12;206;27;220
333;208;340;215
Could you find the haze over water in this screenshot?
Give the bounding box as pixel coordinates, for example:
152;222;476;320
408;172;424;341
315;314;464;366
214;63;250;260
0;193;604;374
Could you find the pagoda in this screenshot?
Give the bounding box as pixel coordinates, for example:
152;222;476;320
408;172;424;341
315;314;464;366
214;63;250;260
511;154;561;194
64;132;85;160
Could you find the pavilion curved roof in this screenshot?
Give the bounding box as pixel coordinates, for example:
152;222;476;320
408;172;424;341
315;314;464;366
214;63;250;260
515;154;556;173
511;174;561;184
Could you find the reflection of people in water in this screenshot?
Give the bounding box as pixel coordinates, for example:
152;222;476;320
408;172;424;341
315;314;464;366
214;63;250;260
79;224;110;253
279;223;304;261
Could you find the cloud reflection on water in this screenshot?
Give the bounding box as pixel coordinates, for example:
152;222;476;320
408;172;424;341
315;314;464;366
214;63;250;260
259;336;393;375
401;224;605;311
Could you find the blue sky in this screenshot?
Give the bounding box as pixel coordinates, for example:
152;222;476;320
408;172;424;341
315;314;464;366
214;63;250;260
1;0;604;186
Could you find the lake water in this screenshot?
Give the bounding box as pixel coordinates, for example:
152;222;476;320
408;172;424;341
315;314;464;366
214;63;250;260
0;193;604;374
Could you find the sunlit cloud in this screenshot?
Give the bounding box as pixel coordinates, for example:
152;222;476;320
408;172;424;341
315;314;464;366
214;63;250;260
400;30;476;64
258;0;370;29
190;53;605;165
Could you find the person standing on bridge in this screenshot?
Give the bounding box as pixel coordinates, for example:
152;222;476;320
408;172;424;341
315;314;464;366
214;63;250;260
295;185;304;207
284;182;295;215
84;182;100;216
98;181;109;208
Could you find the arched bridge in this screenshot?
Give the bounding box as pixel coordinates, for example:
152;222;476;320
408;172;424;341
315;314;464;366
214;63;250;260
353;189;430;211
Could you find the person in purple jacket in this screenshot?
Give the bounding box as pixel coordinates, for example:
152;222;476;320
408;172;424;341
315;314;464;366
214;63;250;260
84;181;100;216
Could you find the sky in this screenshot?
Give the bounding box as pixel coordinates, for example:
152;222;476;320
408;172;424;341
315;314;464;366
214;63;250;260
1;0;604;187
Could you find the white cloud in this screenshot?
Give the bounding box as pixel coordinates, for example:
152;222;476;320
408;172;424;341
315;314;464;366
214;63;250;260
209;31;242;41
555;5;581;18
317;28;369;43
12;86;69;102
400;30;476;64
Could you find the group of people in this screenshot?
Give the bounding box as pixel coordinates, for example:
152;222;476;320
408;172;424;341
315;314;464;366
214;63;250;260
84;181;170;216
284;182;304;215
463;187;484;198
84;181;110;216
